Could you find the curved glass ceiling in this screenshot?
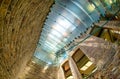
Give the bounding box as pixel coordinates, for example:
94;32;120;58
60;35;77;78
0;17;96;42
34;0;117;65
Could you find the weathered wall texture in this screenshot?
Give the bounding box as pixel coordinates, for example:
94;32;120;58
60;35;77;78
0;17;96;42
18;57;58;79
87;47;120;79
79;36;120;79
0;0;54;79
80;36;117;69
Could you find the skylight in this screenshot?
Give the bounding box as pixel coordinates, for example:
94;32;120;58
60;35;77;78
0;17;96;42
34;0;107;64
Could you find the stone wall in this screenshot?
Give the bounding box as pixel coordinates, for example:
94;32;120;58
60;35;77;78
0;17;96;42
0;0;54;79
18;57;58;79
80;36;117;69
88;47;120;79
79;36;120;79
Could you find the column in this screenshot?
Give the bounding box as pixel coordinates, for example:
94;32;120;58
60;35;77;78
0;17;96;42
58;66;66;79
68;56;83;79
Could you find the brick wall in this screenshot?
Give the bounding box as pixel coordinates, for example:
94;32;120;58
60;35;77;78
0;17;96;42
0;0;54;79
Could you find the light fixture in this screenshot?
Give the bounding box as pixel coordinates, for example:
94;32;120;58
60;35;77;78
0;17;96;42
91;4;95;9
42;62;52;73
80;66;88;71
87;4;95;12
32;61;36;64
109;0;113;4
86;61;93;67
67;76;74;79
42;65;49;73
80;61;93;71
25;67;31;71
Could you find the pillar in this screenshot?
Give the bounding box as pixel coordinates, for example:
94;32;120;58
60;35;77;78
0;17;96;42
58;66;66;79
68;56;83;79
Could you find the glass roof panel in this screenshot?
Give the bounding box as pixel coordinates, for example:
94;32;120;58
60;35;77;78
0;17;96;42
92;0;105;16
47;12;74;29
56;0;90;28
45;19;67;34
50;29;63;38
76;0;101;21
34;0;109;65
